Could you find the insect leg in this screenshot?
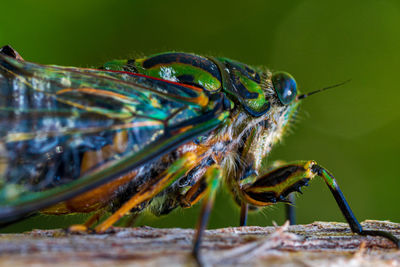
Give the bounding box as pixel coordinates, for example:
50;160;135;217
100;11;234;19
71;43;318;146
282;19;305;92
179;171;210;208
238;160;296;226
239;196;295;226
285;193;296;225
84;210;106;228
192;165;221;264
240;202;248;226
68;210;106;233
312;164;400;247
240;160;399;247
94;152;198;233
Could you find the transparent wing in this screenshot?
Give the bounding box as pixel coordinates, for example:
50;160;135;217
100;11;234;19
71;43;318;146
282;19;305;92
0;55;226;222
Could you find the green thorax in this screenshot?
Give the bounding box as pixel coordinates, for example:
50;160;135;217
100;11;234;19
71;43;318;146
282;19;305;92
101;52;272;117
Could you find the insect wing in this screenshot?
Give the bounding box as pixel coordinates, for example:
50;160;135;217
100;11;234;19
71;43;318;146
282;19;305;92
0;55;225;222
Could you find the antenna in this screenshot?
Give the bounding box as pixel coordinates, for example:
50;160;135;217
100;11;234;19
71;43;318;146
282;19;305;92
296;79;351;100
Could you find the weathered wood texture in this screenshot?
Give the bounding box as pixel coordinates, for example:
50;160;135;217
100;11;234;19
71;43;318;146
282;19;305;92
0;220;398;266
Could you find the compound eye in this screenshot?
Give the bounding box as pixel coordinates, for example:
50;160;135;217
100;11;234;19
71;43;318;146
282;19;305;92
271;72;297;105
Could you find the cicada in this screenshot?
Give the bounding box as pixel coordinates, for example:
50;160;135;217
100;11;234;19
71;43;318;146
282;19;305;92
0;45;398;261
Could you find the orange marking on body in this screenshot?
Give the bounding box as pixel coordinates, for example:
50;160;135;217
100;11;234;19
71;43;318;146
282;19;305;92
57;75;209;108
57;88;132;101
172;125;193;135
192;94;209;107
41;170;138;214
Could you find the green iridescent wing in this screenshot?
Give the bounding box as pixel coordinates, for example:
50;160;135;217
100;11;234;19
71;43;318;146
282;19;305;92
0;55;227;223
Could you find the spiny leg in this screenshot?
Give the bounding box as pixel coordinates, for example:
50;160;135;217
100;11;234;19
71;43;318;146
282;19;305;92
238;160;296;226
267;160;297;225
239;193;296;226
95;152;198;233
240;160;399;247
239;191;295;226
191;165;222;264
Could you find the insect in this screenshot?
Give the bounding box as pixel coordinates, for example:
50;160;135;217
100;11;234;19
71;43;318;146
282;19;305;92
0;45;398;262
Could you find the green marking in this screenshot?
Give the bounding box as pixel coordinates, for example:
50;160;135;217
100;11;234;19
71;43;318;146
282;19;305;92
207;167;221;190
238;73;268;112
136;62;221;93
103;59;128;71
321;169;337;189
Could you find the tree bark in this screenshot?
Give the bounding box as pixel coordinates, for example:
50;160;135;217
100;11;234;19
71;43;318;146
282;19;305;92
0;220;398;266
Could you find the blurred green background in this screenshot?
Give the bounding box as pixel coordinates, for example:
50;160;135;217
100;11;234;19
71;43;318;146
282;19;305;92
0;0;399;232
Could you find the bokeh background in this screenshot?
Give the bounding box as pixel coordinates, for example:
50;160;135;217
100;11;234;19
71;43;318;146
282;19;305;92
0;0;399;232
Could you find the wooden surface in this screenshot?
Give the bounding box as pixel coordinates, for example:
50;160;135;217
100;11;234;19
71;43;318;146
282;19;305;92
0;220;398;266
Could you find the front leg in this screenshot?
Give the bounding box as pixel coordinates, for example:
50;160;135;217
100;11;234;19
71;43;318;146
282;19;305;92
239;160;400;247
237;160;297;226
